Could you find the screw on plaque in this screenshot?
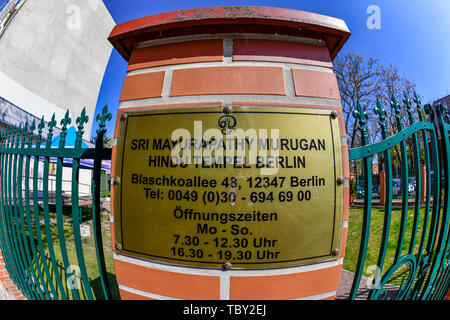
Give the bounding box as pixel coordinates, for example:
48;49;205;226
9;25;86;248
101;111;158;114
223;262;232;270
115;242;122;251
330;110;338;119
336;176;345;185
223;106;232;114
121;112;128;121
332;248;340;256
112;176;120;185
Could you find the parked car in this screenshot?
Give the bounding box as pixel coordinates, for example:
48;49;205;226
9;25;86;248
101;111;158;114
408;177;416;189
355;184;380;199
430;171;445;184
372;184;380;199
357;185;364;199
391;178;415;197
408;177;416;195
392;179;401;196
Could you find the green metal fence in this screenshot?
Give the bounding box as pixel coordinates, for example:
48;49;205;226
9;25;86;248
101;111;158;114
347;93;450;300
0;96;449;300
0;105;113;300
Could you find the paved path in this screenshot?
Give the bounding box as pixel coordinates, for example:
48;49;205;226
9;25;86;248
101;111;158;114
0;280;13;300
0;269;400;300
337;270;399;300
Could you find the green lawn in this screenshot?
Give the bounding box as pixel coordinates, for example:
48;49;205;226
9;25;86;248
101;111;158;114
24;206;120;300
344;206;432;287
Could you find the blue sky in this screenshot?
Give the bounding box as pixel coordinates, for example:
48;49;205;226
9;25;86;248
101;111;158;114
92;0;450;139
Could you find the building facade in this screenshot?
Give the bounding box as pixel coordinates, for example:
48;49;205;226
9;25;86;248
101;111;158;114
434;94;450;107
0;0;115;137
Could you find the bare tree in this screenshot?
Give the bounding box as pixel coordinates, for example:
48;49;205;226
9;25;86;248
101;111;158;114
375;64;418;134
373;64;419;175
334;51;381;148
335;51;423;182
334;52;420;149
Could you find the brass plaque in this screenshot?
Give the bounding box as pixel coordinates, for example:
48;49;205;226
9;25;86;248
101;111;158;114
114;106;343;268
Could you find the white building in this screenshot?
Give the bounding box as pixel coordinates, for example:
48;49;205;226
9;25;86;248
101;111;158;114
0;0;115;201
0;0;114;137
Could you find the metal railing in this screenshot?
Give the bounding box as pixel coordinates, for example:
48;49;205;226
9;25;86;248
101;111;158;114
0;105;113;300
0;0;26;38
346;93;450;300
0;1;14;23
1;95;448;300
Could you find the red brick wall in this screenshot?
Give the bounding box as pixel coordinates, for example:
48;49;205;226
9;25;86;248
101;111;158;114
0;250;26;300
111;35;349;300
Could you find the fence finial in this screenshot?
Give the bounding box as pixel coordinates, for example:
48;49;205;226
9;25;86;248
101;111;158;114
442;102;450;123
6;126;12;147
44;113;57;149
9;126;16;148
59;110;72;148
435;103;448;125
49;113;57;130
3;128;8;146
391;95;404;130
25;121;35;150
37;116;45;135
441;102;449;114
353;102;369;132
76;107;89;134
423;103;432;115
14;125;21;147
413;92;424;121
403;92;411;108
61;110;72;132
403;92;414;123
10;126;18;148
75;108;89;149
60;110;72;136
391;96;401;116
436;102;447;117
413;92;421;108
29;119;36;134
374;99;387;130
21;122;28;146
96;104;112;134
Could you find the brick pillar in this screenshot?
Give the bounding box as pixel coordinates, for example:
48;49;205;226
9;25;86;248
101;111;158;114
0;249;26;300
0;250;8;281
349;173;356;205
379;170;385;206
421;165;426;204
108;6;350;300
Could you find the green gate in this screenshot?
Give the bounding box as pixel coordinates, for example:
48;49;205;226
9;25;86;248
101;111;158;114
0;97;449;300
347;93;450;300
0;106;113;300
